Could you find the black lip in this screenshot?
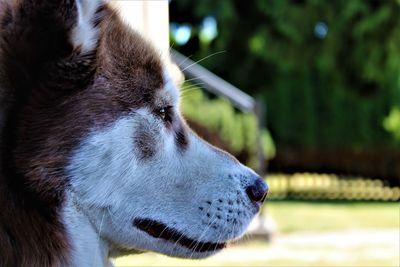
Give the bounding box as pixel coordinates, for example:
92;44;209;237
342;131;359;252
133;218;227;253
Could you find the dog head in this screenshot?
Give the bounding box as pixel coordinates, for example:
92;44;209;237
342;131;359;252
1;0;268;260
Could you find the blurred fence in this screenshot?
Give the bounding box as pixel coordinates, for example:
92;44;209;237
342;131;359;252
269;149;400;186
268;173;400;202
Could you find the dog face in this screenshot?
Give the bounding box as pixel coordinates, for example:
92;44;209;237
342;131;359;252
0;0;268;262
67;73;266;258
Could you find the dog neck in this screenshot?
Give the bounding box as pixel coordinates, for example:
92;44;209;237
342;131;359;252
63;192;114;267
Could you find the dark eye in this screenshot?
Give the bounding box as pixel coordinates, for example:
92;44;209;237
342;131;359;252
157;106;173;123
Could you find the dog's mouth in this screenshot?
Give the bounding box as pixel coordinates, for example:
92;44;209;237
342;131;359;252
133;218;227;253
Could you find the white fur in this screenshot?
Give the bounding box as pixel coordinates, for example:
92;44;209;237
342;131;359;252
63;194;113;267
71;0;105;52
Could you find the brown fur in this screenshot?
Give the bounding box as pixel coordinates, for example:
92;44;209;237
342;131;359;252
0;1;173;266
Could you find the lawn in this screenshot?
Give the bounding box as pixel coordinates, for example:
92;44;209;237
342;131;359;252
115;201;400;267
266;201;399;233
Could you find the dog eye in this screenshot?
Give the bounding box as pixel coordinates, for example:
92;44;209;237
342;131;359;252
157;106;172;122
158;108;167;120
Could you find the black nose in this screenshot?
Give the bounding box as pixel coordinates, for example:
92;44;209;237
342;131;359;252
246;177;269;204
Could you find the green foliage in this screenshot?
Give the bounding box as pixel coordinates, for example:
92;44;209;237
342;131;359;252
180;85;276;166
170;0;400;152
383;107;400;141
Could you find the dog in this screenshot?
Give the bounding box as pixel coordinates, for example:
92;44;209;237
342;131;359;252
0;0;268;266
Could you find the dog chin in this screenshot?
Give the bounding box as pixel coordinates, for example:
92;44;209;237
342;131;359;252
161;244;225;259
132;218;232;259
141;237;227;259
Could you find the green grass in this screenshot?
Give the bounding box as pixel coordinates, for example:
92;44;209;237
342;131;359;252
266;201;400;233
115;201;400;267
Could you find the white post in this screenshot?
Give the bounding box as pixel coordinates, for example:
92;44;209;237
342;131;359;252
112;0;170;60
111;0;183;84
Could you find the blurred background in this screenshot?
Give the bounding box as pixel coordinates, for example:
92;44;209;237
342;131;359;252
115;0;400;266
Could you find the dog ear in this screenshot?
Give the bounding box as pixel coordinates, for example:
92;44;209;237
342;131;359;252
0;0;106;92
73;0;106;53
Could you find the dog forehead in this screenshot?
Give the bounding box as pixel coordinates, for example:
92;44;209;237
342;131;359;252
92;14;167;108
159;69;180;106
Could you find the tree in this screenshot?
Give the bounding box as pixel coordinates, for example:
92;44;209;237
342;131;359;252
170;0;400;179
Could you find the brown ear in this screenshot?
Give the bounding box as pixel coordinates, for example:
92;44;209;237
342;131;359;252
0;0;106;92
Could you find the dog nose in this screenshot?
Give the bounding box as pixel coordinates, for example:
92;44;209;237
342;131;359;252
246;177;269;204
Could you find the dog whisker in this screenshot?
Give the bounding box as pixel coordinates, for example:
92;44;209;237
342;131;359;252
181;51;226;72
213;230;224;255
92;212;105;266
188;213;219;258
176;54;194;69
180;83;205;92
182;76;204;84
180;88;204;98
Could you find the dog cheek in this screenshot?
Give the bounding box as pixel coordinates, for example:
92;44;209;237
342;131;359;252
174;125;189;152
132;127;158;160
